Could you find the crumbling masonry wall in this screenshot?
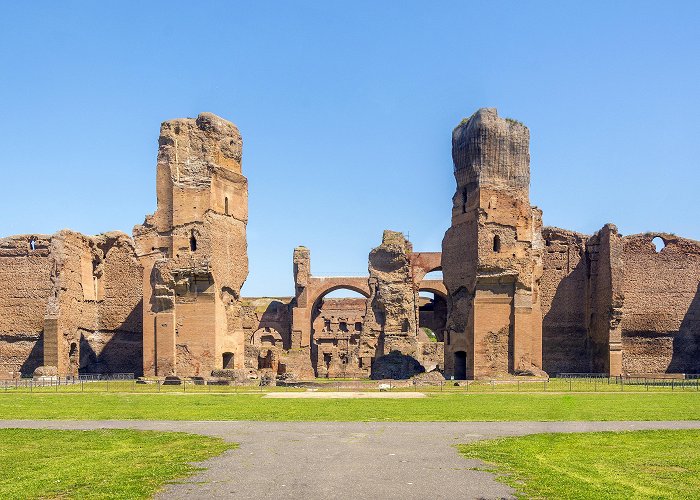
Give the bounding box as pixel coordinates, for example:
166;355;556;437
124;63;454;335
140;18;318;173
3;109;700;381
134;112;248;377
540;227;589;374
0;231;143;377
442;108;544;380
0;235;53;377
620;233;700;374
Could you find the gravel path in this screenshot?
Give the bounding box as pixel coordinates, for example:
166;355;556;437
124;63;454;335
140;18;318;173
2;420;700;499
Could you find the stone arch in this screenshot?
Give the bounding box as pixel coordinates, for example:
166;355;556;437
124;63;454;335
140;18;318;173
418;281;447;298
309;283;370;307
309;284;369;378
409;252;443;284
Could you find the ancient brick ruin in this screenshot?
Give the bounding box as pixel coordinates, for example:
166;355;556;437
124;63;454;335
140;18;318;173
1;109;698;380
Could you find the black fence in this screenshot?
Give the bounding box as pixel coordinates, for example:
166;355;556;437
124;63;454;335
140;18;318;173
0;375;699;394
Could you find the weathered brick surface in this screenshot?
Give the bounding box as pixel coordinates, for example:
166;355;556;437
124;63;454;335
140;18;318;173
134;113;248;377
540;228;589;374
620;234;700;374
1;110;699;380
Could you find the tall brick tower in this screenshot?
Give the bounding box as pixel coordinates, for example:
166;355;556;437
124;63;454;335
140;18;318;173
134;113;248;377
442;108;544;379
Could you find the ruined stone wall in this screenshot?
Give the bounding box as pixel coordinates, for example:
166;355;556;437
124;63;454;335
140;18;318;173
134;112;248;377
44;231;143;376
241;297;290;374
585;225;624;375
86;233;143;375
45;230;99;375
360;231;419;377
312;298;366;378
443;108;544;379
540;227;589;374
620;234;700;374
0;230;143;377
0;235;52;377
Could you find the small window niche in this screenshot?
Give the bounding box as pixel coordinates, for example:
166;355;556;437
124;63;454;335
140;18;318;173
493;235;501;253
190;231;197;252
224;197;229;215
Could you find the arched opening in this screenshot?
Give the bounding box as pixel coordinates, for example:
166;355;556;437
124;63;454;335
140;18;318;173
422;269;443;281
418;290;447;342
190;232;197;252
454;350;467;380
222;352;234;369
224;197;229;215
652;236;666;253
29;236;36;251
493;235;501;252
310;287;369;378
461;187;468;213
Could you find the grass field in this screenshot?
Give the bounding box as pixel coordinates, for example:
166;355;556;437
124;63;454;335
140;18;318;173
459;429;700;499
0;392;698;421
0;428;235;499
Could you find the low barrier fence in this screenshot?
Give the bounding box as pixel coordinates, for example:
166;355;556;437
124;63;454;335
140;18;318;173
0;376;699;393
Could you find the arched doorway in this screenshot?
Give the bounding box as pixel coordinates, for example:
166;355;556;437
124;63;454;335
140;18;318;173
310;286;369;378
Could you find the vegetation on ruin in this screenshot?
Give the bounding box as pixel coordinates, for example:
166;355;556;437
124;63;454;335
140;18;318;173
0;428;235;499
421;327;438;341
453;117;470;131
459;429;700;499
505;117;525;127
0;392;698;421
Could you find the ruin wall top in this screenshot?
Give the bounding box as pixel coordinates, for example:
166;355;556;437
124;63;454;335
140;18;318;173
452;107;530;192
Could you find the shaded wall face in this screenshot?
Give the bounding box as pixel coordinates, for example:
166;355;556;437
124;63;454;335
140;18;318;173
0;236;52;376
441;217;477;378
48;232;144;376
83;238;144;375
621;235;700;374
540;230;589;374
242;298;292;373
0;231;143;377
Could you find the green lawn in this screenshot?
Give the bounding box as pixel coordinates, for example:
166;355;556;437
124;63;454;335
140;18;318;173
0;428;235;499
459;429;700;499
0;392;698;421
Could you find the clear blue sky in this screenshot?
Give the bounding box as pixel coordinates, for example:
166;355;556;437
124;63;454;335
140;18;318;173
1;1;699;297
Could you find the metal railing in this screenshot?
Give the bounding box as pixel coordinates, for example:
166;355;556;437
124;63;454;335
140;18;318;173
0;376;699;394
